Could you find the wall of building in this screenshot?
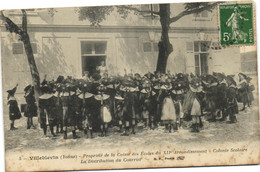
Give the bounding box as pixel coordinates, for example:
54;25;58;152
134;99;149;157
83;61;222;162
2;27;241;92
1;3;245;100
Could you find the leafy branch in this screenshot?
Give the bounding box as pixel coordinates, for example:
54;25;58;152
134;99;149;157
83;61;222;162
117;5;160;17
170;2;220;23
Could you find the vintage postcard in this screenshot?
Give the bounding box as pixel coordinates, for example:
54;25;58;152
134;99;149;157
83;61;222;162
0;0;259;171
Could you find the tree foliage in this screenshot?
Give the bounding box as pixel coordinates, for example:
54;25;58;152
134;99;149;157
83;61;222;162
185;2;212;10
77;6;114;26
75;2;220;73
76;2;219;26
170;2;219;23
76;4;161;26
48;8;58;17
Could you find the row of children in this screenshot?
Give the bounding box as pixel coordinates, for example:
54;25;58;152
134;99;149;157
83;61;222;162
7;71;254;138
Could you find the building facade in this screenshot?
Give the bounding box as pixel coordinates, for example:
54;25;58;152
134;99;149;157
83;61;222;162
1;3;256;96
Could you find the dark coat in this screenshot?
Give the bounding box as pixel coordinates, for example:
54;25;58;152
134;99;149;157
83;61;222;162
139;89;156;116
69;94;82;126
53;92;63;123
123;91;136;121
205;84;218;112
60;92;81;127
226;85;238;115
247;83;254;102
237;80;248;103
8;97;21;120
216;83;228;110
39;95;56;125
24;90;37;118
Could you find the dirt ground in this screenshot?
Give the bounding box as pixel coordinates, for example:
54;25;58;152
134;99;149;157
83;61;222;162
3;97;259;153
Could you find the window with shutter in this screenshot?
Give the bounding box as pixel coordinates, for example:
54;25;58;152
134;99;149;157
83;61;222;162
12;43;23;54
143;42;152;52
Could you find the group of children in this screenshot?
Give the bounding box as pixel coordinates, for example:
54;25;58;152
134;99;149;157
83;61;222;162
6;71;254;139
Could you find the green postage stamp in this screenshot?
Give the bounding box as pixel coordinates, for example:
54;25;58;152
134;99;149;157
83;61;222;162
219;3;254;46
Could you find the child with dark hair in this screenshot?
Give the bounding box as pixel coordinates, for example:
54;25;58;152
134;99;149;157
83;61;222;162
115;102;124;132
183;77;203;133
95;84;112;137
7;84;21;130
238;73;249;111
160;85;176;133
226;76;238;123
24;85;37;129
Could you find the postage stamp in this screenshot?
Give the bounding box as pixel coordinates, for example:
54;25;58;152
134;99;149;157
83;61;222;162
219;3;254;46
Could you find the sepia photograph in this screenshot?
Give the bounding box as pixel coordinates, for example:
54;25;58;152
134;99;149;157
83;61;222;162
0;0;259;171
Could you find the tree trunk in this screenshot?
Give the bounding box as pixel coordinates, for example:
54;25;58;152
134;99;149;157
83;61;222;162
156;4;173;74
21;32;41;118
1;11;42;119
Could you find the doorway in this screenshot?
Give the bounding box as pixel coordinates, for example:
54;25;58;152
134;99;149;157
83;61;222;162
82;56;106;76
81;41;107;76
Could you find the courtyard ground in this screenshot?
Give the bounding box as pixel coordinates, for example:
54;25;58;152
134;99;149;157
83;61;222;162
3;99;259;152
